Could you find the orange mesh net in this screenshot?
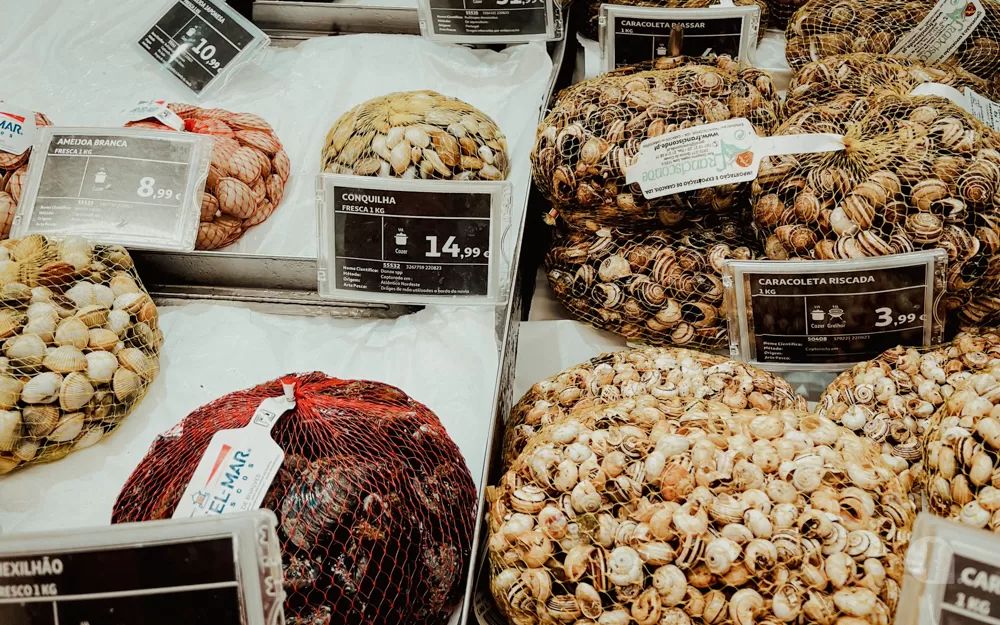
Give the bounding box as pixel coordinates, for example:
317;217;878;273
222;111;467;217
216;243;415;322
0;112;51;240
112;373;477;625
125;104;289;251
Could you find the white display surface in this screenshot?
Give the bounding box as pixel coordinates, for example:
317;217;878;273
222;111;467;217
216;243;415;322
0;304;499;537
1;0;553;257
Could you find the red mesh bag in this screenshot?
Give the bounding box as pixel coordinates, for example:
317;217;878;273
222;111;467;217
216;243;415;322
112;372;477;625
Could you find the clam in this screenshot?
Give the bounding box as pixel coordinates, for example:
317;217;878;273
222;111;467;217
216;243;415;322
48;412;84;443
76;305;109;328
0;375;22;409
59;372;94;412
5;333;47;369
22;372;62;404
0;409;20;451
106;309;130;337
113;368;142;402
43;345;87;374
117;347;158;380
55;317;90;349
88;328;120;351
86;351;118;384
22;405;59;438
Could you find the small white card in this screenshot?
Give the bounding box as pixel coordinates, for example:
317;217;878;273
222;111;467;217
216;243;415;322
890;0;985;63
910;82;1000;131
121;101;185;131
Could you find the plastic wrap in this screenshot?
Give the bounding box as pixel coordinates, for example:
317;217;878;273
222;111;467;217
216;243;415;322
488;400;915;625
2;0;553;256
750;93;1000;331
0;303;499;552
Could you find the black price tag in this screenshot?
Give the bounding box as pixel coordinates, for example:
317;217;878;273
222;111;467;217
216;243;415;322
600;5;759;71
137;0;267;96
0;538;242;625
941;553;1000;625
317;175;509;305
724;251;945;371
14;127;211;251
419;0;554;42
0;512;284;625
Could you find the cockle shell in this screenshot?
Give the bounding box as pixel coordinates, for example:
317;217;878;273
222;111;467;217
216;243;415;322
47;411;84;443
22;372;62;403
88;328;119;351
55;317;90;349
43;346;87;374
59;372;94;412
5;333;46;368
0;409;20;451
86;351;118;384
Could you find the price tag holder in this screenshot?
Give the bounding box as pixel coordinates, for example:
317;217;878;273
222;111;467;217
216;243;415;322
898;513;1000;625
316;174;512;306
0;510;284;625
723;250;946;372
599;3;759;72
135;0;270;98
417;0;556;43
12;127;212;252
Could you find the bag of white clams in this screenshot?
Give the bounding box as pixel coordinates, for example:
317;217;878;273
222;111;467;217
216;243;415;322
0;235;160;473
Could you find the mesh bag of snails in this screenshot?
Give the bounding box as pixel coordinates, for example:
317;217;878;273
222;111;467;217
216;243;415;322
817;331;1000;479
322;90;509;182
784;0;1000;82
503;345;808;469
112;372;477;625
125;104;290;251
545;219;758;349
532;65;784;233
0;235;161;474
1;110;51;240
487;398;917;625
749;92;1000;330
786;53;996;116
920;358;1000;530
581;0;769;41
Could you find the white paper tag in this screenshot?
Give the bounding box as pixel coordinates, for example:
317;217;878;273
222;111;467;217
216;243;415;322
0;103;38;156
172;384;296;519
625;118;844;199
910;82;1000;131
889;0;985;62
121;100;184;131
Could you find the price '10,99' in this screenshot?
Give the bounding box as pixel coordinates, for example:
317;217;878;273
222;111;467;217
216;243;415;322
425;235;488;261
136;177;175;201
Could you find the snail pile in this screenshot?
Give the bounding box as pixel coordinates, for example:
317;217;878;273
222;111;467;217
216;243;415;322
545;221;758;350
818;331;1000;476
126;104;290;251
750;93;1000;330
1;112;51;240
322;90;509;182
785;0;1000;82
532;65;784;233
114;373;476;625
605;55;743;78
582;0;768;41
786;53;994;115
489;399;916;625
503;346;807;469
924;360;1000;530
0;235;161;474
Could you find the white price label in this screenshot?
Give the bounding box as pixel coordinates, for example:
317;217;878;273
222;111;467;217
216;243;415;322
890;0;985;62
172;386;296;519
0;104;38;157
910;82;1000;131
625;118;844;199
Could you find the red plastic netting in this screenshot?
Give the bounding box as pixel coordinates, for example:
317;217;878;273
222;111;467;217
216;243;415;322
112;372;477;625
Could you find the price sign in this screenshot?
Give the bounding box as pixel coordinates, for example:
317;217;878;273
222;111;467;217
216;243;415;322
898;514;1000;625
723;250;946;371
136;0;269;96
0;511;283;625
418;0;556;43
316;174;511;305
600;4;759;71
13;127;212;251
